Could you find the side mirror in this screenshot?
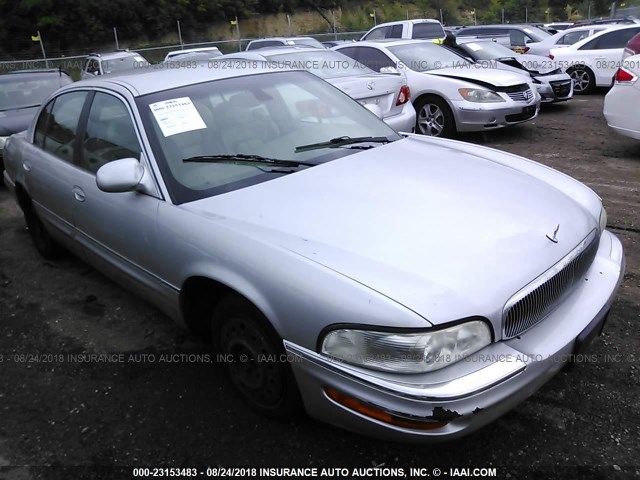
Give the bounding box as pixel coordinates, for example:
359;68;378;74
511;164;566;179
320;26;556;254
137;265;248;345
96;158;144;193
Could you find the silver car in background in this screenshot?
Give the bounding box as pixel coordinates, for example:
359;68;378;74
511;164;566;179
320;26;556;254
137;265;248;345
221;47;415;132
335;40;540;137
2;66;624;442
450;41;573;103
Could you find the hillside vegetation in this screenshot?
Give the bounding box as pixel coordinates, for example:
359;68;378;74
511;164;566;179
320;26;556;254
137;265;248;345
0;0;625;59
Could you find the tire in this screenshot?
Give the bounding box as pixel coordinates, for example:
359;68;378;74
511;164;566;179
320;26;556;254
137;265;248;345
414;96;456;138
568;66;595;94
212;294;302;418
24;205;63;260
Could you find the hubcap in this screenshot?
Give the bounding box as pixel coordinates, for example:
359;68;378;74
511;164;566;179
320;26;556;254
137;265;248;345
570;70;590;92
219;316;284;408
417;103;445;136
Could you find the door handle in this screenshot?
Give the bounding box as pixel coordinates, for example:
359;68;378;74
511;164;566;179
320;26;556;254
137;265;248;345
72;186;85;202
22;162;31;172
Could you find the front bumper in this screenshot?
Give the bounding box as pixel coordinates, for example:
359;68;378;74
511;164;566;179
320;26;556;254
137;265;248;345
383;102;416;134
285;230;625;442
535;74;574;103
452;98;540;132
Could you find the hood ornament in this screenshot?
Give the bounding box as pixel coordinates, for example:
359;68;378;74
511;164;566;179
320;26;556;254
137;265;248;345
546;224;560;243
366;81;375;90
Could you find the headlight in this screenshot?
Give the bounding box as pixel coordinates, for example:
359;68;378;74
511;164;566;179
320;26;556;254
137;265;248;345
321;320;492;374
599;206;607;233
458;88;505;103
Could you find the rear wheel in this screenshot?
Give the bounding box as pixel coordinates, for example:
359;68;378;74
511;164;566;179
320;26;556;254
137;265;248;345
414;96;456;138
24;205;63;260
212;294;302;417
568;66;595;94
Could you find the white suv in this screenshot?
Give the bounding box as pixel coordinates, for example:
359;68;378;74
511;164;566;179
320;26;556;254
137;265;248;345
361;19;446;41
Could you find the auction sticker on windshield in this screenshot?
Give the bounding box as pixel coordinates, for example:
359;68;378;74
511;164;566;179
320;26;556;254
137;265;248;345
149;97;206;137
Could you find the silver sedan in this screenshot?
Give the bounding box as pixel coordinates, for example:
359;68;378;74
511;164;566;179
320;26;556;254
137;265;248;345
334;40;541;137
3;65;624;441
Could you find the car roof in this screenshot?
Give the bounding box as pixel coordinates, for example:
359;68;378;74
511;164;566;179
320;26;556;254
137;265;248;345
338;38;436;48
249;36;318;42
166;46;221;57
87;50;141;60
230;46;333;57
569;23;640;47
64;63;292;96
373;18;442;27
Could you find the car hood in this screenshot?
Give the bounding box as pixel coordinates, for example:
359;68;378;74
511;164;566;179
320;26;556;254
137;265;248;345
0;106;38;136
426;66;530;87
183;136;596;328
509;54;560;74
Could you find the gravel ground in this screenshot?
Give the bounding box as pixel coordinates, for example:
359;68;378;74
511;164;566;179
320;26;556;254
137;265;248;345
0;92;638;480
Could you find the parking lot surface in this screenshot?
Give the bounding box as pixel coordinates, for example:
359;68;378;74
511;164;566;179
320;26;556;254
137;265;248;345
0;92;638;479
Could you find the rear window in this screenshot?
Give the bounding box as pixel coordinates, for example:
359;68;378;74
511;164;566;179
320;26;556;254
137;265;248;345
412;23;445;39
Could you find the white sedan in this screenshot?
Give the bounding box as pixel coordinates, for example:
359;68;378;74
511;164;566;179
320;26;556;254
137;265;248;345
335;40;540;137
526;25;611;57
221;47;416;133
549;24;640;93
604;54;640;139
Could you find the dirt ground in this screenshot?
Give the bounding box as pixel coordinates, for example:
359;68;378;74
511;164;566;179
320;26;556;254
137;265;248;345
0;92;638;480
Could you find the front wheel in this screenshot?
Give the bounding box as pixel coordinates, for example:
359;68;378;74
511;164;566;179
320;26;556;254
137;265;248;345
568;66;595;94
414;96;456;138
212;295;302;417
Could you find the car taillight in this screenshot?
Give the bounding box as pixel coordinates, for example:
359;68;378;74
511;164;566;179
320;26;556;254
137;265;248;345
548;54;554;60
615;67;637;84
396;85;410;105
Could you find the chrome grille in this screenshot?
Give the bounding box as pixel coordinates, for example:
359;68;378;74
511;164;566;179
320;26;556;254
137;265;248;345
506;88;534;102
503;230;599;339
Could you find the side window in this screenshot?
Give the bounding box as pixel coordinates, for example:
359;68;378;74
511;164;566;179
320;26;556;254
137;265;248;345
80;92;141;174
336;47;359;63
589;28;640;49
412;23;445;39
363;26;390;40
389;25;404;38
510;29;527;46
558;30;588;45
39;91;88;163
84;58;100;75
34;100;55;148
355;47;395;71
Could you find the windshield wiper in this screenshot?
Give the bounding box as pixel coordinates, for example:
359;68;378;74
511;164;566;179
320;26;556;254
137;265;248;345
294;136;392;153
182;154;315;168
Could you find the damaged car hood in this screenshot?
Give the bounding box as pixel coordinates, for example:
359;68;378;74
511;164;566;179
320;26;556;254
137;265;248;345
183;136;597;327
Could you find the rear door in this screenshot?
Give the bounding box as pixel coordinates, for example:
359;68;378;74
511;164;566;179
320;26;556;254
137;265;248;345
22;91;89;250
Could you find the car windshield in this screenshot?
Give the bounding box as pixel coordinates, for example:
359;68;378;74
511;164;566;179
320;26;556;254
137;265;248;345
102;55;148;74
137;70;400;204
461;41;518;60
265;50;374;79
389;43;472;71
0;72;72;111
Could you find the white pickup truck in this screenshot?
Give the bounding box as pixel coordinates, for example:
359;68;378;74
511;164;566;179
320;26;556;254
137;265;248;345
361;19;446;41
